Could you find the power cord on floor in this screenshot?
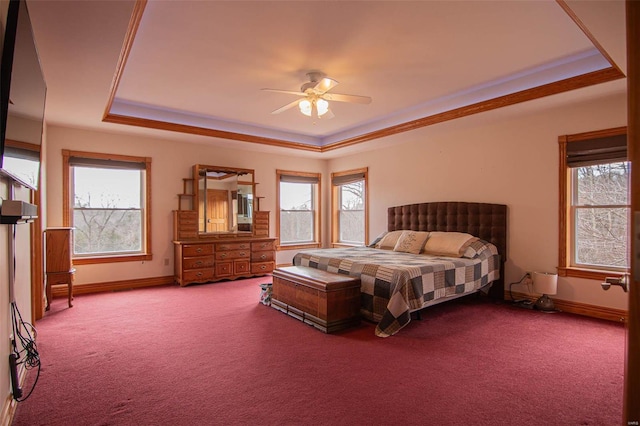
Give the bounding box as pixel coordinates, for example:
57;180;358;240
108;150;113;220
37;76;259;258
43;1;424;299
10;301;40;401
508;273;531;303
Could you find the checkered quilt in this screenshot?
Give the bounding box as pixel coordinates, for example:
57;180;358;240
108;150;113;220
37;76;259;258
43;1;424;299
293;240;500;337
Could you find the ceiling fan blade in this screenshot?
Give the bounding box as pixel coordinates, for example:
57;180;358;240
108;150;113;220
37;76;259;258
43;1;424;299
262;88;306;97
323;92;372;104
321;108;335;120
313;77;338;94
271;99;301;115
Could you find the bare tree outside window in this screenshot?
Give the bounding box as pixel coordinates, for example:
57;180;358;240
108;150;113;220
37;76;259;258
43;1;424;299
279;182;314;244
573;161;630;269
338;181;364;244
73;167;144;255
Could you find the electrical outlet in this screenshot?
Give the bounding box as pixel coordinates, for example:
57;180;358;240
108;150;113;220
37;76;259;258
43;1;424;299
163;258;169;266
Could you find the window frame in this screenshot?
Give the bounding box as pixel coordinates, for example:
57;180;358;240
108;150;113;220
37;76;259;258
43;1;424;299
275;169;321;250
331;167;369;247
62;149;152;265
558;127;628;280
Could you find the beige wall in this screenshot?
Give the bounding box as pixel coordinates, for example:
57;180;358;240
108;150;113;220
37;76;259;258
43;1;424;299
45;125;327;285
48;89;629;312
328;91;628;311
0;180;34;416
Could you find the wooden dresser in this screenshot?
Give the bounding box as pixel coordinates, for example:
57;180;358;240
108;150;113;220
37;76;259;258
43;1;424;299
174;237;275;286
173;210;275;287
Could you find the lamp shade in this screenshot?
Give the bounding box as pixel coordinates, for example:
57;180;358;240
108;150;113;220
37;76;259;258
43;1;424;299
532;272;558;295
316;98;329;116
299;99;312;116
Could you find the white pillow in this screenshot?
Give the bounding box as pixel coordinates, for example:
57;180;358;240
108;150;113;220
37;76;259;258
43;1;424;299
423;232;477;258
393;231;430;254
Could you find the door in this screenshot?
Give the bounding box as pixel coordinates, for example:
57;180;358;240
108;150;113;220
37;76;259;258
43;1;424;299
207;189;228;232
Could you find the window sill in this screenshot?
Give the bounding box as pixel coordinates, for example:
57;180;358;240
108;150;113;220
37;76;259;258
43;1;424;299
331;243;363;248
276;242;320;251
73;253;152;265
558;266;628;281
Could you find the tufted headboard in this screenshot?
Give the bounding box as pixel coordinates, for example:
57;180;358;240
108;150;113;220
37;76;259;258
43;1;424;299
387;202;507;299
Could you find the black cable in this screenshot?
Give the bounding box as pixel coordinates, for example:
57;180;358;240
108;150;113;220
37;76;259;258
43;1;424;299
10;301;41;401
508;273;531;302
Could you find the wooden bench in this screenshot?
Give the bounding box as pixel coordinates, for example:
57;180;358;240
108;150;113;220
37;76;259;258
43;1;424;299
271;266;361;333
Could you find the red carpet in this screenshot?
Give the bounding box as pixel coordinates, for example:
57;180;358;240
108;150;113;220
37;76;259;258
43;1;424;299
13;277;624;425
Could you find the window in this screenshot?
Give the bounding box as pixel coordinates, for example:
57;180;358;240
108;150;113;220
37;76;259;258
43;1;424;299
559;127;629;279
276;170;320;249
331;168;368;246
63;150;152;264
3;140;40;190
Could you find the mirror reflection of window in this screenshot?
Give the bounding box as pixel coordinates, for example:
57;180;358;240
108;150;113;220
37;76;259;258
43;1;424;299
3;144;39;188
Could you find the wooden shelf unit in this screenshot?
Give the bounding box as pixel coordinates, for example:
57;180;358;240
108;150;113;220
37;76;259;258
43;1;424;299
44;227;75;309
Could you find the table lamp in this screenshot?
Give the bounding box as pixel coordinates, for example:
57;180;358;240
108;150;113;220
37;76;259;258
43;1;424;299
532;271;558;312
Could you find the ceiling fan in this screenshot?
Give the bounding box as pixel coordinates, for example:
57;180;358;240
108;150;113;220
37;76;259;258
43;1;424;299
262;72;372;119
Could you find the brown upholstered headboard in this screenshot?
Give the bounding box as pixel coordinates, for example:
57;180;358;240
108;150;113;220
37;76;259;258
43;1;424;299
388;202;507;298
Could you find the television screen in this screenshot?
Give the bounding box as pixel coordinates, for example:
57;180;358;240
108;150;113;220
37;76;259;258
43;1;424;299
0;0;46;191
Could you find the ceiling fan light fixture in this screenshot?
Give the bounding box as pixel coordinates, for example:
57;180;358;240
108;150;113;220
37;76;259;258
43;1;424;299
299;98;329;117
299;99;312;116
316;98;329;116
264;72;371;119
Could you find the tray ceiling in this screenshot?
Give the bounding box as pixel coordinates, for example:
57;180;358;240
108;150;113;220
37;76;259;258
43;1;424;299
27;0;627;155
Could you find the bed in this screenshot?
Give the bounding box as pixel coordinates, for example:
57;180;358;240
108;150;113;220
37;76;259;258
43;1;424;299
293;202;507;337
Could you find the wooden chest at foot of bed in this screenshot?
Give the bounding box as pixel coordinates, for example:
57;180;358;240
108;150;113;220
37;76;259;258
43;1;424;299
271;266;361;333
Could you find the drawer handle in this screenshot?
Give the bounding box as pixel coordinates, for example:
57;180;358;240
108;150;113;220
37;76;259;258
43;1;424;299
194;261;203;266
260;254;266;260
196;272;203;277
240;252;246;256
260;243;267;248
260;265;266;270
196;247;203;253
240;245;248;249
221;253;227;258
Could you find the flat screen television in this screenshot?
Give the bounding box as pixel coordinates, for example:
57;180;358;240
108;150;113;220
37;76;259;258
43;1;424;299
0;0;46;191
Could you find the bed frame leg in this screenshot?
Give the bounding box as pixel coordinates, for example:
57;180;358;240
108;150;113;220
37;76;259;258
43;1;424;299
412;310;422;321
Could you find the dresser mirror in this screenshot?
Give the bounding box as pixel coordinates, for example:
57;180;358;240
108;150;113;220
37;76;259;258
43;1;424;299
194;165;255;234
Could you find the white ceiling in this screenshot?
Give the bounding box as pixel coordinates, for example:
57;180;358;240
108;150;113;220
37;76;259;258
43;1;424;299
25;0;627;157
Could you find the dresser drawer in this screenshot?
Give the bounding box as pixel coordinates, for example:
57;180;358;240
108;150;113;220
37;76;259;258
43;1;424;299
216;242;250;251
174;211;199;241
178;216;198;227
183;244;214;257
178;230;199;239
216;259;250;276
254;228;269;237
216;250;250;260
251;240;274;251
251;251;274;262
216;262;232;276
251;261;274;274
183;256;214;270
234;260;251;274
183;269;215;282
254;216;269;226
